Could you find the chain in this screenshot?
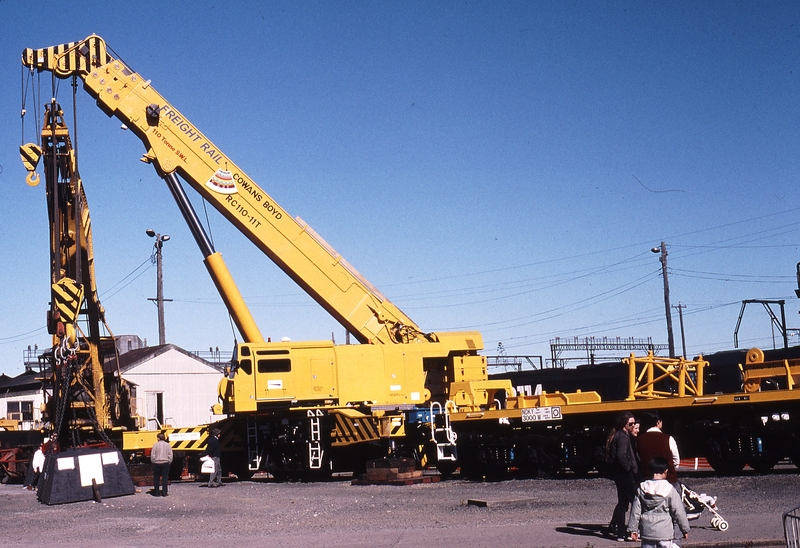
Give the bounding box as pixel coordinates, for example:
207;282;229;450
48;337;117;449
47;340;74;454
38;341;72;502
37;333;119;511
81;388;116;448
70;402;80;447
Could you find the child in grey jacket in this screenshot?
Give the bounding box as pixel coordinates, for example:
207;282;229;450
627;456;690;547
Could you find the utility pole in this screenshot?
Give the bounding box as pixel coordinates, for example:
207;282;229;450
651;242;675;358
147;229;171;345
672;302;687;358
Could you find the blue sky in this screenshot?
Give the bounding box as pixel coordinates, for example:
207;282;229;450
2;1;800;376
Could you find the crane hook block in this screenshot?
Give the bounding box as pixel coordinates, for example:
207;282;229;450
20;142;42;186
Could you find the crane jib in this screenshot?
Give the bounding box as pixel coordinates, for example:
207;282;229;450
25;34;430;345
155;104;283;222
158;104;222;163
159;105;203;142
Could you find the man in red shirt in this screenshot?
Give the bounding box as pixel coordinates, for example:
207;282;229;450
635;411;684;546
636;411;679;484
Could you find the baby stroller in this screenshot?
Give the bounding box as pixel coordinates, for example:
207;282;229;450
680;483;728;531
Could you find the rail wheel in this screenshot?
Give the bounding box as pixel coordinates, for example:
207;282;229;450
435;460;457;479
224;450;256;481
789;443;800;469
537;462;560;477
302;465;332;482
513;436;540;478
570;465;591;478
748;456;779;474
231;466;256;481
705;437;745;476
706;454;745;475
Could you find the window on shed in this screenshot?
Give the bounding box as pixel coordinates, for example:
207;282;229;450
7;401;33;421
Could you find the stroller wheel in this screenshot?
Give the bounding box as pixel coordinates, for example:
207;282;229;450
717;520;729;531
710;517;720;528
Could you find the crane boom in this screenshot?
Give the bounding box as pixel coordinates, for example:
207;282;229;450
23;35;425;345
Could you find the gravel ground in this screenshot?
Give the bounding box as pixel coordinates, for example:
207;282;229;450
0;470;796;547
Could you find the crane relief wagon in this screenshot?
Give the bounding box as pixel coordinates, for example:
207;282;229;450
21;35;516;480
23;35;800;482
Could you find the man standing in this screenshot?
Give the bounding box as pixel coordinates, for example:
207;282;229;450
636;411;682;545
636;411;679;485
607;411;638;541
151;432;173;497
206;427;223;488
23;437;48;491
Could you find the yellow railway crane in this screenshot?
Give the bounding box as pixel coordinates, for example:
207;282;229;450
22;35;512;479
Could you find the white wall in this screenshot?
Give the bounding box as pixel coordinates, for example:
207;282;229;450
123;348;222;430
0;389;44;430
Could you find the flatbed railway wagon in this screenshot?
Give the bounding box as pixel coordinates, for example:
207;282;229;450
458;348;800;478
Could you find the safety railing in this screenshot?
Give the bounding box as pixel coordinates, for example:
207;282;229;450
785;505;800;548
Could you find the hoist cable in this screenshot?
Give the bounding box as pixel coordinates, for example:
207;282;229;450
20;65;27;144
72;75;79;175
35;72;42;146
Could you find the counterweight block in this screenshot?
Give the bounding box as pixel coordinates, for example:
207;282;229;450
36;447;135;505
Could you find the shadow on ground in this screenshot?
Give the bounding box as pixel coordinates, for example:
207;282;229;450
557;523;612;541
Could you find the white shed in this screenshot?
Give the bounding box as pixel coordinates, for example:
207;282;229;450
0;370;45;431
114;344;224;430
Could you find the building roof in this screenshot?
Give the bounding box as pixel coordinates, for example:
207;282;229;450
0;343;225;398
0;368;43;392
104;343;225;375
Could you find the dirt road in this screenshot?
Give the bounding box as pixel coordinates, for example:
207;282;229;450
0;470;795;547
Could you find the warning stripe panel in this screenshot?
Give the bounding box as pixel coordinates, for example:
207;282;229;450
81;205;92;241
20;143;42;171
331;413;380;446
52;278;84;323
390;420;404;436
55;41;86;74
167;426;208;451
39;36;111;76
123;426;211;452
417;443;428;468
